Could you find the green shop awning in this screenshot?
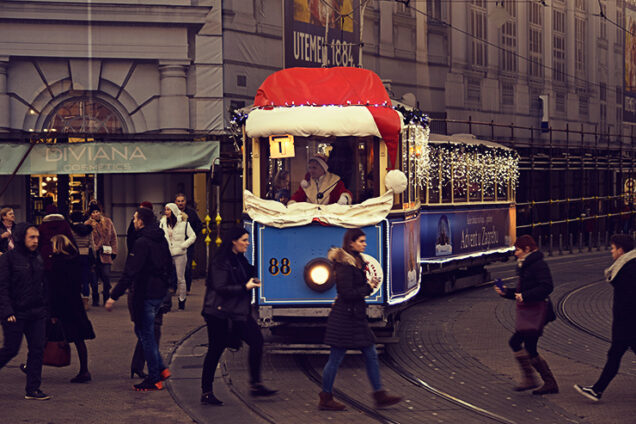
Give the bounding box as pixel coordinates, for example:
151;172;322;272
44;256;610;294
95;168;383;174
0;141;219;174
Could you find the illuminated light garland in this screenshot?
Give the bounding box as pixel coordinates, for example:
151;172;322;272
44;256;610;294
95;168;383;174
422;143;520;198
231;103;431;127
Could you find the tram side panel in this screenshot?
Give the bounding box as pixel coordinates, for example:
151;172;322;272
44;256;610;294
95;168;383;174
387;213;421;305
419;205;516;294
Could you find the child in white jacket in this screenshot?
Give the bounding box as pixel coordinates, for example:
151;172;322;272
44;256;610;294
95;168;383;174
160;203;196;309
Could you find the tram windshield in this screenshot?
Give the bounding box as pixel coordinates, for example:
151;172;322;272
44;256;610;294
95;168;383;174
257;136;380;206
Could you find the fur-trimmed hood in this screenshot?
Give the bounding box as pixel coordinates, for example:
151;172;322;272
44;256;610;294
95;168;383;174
42;213;65;223
605;249;636;282
327;247;358;267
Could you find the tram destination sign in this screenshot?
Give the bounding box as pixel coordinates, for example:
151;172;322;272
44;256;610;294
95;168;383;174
284;0;361;68
0;141;219;174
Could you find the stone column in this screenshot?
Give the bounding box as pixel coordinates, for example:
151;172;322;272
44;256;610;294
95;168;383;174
0;58;9;132
158;61;190;133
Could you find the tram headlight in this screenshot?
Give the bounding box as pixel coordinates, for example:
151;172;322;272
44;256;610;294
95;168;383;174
303;258;334;292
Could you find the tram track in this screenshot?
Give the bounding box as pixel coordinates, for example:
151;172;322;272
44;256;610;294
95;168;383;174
295;355;400;424
555;279;611;343
380;355;516;424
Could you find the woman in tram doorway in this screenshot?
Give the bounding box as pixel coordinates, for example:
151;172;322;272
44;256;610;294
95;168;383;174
319;228;402;411
494;234;559;395
159;203;195;310
200;227;277;405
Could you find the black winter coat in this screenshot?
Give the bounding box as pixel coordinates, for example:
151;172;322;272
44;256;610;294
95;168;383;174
110;224;171;323
0;223;48;320
184;206;202;236
202;252;255;321
608;256;636;341
49;253;95;342
324;248;376;348
503;250;553;302
0;221;14;254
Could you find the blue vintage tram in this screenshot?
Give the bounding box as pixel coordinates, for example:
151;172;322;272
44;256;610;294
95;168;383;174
238;67;518;340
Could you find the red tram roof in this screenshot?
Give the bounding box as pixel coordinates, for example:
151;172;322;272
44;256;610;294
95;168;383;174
251;67;402;165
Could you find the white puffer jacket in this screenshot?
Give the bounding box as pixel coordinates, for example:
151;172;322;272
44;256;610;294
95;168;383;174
159;204;196;257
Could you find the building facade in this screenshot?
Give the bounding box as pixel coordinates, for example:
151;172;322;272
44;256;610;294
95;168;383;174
0;0;633;259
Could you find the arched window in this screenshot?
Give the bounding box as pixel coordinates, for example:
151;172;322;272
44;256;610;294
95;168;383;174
44;97;125;134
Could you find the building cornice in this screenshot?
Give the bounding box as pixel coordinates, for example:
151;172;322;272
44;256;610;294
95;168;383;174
0;1;212;26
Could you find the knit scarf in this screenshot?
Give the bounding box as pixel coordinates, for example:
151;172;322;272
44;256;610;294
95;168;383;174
604;249;636;282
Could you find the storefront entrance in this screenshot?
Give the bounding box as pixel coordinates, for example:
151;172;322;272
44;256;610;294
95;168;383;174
29;174;96;224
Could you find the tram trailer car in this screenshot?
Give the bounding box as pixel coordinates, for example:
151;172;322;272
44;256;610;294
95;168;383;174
418;134;519;295
240;67;425;341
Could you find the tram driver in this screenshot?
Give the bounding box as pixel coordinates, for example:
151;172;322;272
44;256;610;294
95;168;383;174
288;154;352;206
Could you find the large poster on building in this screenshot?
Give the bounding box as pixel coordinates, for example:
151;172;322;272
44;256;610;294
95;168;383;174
625;3;636;122
284;0;360;68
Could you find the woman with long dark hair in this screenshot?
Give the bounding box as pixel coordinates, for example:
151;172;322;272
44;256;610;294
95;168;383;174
200;227;276;405
319;228;401;410
494;234;558;395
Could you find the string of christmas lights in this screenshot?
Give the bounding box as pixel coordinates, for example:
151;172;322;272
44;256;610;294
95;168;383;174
230;103;431;127
422;143;519;199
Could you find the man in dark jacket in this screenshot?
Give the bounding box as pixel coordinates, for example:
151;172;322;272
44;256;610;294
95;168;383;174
575;234;636;401
175;193;202;292
0;223;50;400
105;207;172;391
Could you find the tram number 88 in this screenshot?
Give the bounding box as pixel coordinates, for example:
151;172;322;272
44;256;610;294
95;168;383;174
269;258;291;276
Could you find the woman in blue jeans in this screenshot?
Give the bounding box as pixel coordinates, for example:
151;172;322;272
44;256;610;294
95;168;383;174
319;228;402;410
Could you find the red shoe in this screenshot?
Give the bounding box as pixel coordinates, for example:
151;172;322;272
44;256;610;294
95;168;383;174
160;368;171;381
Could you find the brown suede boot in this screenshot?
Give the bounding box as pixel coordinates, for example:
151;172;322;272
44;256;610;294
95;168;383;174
373;390;402;408
318;391;346;411
530;356;559;395
513;349;539;391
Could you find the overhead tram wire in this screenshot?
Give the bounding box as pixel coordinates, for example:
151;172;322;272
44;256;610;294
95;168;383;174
387;0;626;100
596;0;635;37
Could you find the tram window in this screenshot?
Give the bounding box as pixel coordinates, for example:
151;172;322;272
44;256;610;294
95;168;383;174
260;136;376;205
454;173;468;203
469;173;482;202
497;179;509;201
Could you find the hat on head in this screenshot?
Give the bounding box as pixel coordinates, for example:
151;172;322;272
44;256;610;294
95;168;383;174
88;203;101;214
140;201;153;210
308;153;329;174
165;203;180;218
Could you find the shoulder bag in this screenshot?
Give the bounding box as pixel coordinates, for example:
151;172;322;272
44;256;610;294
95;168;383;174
515;298;552;333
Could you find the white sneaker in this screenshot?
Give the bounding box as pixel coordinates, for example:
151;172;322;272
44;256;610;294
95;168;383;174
574;384;601;402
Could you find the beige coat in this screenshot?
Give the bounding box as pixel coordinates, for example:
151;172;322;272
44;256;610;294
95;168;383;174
85;216;118;264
